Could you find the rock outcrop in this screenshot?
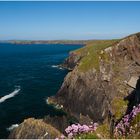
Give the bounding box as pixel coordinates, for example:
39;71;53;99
49;32;140;123
61;52;83;70
9;118;61;139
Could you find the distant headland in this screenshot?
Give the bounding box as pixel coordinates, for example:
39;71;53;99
2;40;89;45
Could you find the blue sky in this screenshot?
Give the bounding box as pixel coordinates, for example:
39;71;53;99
0;1;140;40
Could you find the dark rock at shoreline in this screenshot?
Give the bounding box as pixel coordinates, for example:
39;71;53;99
44;115;69;134
61;52;82;70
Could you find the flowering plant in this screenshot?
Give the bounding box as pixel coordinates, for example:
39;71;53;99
65;122;98;138
114;104;140;138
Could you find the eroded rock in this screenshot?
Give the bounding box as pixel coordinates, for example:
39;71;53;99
127;76;139;88
9;118;61;139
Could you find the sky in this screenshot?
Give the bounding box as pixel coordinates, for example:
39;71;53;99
0;1;140;40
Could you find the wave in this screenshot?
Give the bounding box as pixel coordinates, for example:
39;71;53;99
0;86;21;103
51;65;59;68
51;65;63;70
7;124;19;131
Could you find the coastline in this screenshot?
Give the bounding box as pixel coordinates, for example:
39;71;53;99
1;40;88;45
0;43;83;138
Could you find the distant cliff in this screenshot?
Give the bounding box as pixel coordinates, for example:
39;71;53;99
8;40;88;45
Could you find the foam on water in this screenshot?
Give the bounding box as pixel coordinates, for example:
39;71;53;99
0;87;20;103
51;65;59;68
51;65;63;70
6;124;19;131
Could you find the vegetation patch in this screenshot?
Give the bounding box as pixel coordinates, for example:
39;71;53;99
74;132;99;139
111;97;128;120
96;123;110;138
114;104;140;139
72;40;119;72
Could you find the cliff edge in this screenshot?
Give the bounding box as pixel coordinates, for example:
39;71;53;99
9;33;140;139
49;32;140;123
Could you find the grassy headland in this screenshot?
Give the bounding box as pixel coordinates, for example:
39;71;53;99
71;39;120;72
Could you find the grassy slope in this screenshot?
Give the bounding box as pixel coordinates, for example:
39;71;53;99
72;39;120;72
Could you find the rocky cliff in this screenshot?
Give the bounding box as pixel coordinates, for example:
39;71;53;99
61;51;82;70
49;32;140;123
9;33;140;138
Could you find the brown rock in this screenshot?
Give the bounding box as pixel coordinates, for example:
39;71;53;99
61;52;83;70
9;118;61;139
127;76;139;88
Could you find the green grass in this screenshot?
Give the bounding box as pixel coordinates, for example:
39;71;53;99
111;97;128;120
74;132;99;139
96;123;110;138
73;39;120;72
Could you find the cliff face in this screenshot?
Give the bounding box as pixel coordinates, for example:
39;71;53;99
9;33;140;138
61;51;82;70
50;33;140;123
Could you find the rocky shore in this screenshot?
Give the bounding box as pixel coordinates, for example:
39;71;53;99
9;33;140;139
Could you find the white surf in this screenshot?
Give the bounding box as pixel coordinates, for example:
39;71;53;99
51;65;63;70
7;124;19;131
0;87;20;103
51;65;58;68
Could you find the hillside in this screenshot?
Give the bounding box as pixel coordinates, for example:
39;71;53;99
48;32;140;138
9;33;140;139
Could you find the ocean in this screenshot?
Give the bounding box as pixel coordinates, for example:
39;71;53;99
0;43;83;138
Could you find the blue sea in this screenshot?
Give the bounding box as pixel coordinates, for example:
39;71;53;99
0;43;83;138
